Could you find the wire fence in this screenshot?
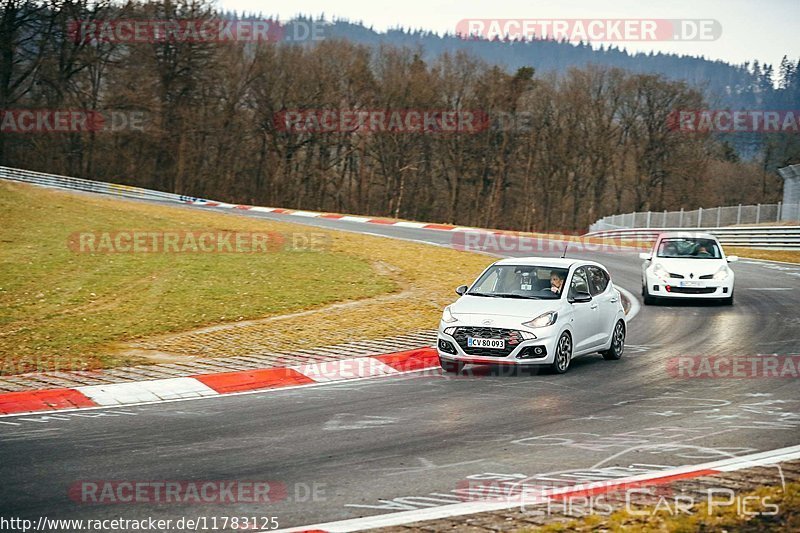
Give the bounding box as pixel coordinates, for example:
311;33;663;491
590;202;800;232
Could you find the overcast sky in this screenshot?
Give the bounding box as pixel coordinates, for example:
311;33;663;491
219;0;799;72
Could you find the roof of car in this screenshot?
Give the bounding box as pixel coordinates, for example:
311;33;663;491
493;257;602;269
657;231;718;240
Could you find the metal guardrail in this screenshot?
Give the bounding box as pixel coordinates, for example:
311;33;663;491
0;166;205;205
584;227;800;250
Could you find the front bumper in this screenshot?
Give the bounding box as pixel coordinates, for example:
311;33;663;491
436;321;560;365
645;272;734;299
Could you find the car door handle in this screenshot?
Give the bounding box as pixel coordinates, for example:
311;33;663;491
610;298;618;303
590;303;599;309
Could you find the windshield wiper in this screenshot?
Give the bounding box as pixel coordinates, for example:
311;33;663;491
466;292;504;298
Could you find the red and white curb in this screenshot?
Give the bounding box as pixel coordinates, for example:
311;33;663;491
275;444;800;533
186;200;492;234
0;348;438;416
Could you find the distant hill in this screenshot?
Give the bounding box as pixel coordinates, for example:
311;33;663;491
285;17;797;158
306;18;797;110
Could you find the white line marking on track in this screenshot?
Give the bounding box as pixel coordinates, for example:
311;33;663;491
273;444;800;532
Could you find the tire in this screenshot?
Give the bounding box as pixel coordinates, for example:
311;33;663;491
642;283;656;305
722;290;734;306
549;332;572;374
601;320;625;360
439;358;463;373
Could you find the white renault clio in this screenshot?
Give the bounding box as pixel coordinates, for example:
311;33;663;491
640;232;737;305
437;258;626;374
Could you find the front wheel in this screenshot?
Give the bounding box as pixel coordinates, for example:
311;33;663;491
722;290;734;306
439;358;463;373
642;282;656;305
601;320;625;360
549;332;572;374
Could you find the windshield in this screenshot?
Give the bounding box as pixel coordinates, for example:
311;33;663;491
656;238;722;259
468;265;569;299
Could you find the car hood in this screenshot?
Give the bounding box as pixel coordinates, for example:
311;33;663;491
651;257;726;276
450;295;559;319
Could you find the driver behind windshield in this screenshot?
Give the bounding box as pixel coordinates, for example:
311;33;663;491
547;270;566;294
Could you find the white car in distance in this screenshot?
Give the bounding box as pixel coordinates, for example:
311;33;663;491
437;258;626;374
640;232;737;305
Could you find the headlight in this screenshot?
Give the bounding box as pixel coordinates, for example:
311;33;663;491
712;265;730;280
442;306;458;323
522;311;558;328
652;263;669;282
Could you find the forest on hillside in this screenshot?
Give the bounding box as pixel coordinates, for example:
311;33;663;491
2;1;799;231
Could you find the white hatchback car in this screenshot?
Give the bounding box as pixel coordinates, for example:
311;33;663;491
640;232;737;305
437;258;626;374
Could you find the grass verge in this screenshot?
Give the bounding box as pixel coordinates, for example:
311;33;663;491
0;181;493;373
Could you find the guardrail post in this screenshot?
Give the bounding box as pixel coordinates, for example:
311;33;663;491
698;207;703;228
646;211;651;228
778;202;782;221
716;207;721;227
679;208;684;227
756;203;761;224
663;210;667;226
737;204;742;224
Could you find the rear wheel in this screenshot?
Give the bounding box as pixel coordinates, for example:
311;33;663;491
549;332;572;374
601;320;625;360
439;358;463;373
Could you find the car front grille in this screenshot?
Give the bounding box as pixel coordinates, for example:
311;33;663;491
669;273;685;279
669;287;716;294
451;327;523;357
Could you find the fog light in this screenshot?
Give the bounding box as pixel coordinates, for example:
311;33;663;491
517;346;547;359
653;285;659;291
723;287;728;293
438;339;457;355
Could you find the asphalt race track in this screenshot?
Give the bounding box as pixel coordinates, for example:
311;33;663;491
2;204;799;530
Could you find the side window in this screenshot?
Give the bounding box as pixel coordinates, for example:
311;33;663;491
569;267;590;296
587;266;610;296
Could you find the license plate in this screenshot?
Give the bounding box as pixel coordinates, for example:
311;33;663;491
680;280;703;287
467;337;505;349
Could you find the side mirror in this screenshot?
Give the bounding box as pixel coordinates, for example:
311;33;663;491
569;291;592;304
455;285;468;295
639;252;652;261
727;255;739;263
